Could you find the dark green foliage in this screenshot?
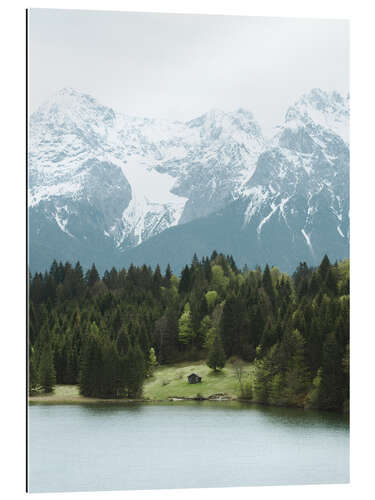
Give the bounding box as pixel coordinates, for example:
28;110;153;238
85;263;100;288
262;264;275;309
207;333;226;371
318;332;345;411
178;265;191;294
29;253;349;410
28;348;39;394
125;343;145;398
38;342;56;393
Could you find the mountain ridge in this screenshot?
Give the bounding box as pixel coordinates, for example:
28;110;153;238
28;87;349;273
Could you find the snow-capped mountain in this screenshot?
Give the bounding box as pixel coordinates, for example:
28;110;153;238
29;88;264;257
28;88;349;273
240;88;349;260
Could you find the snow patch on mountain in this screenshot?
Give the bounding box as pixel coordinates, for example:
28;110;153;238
301;229;314;255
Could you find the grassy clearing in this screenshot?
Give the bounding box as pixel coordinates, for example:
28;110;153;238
29;385;81;403
28;360;255;403
144;359;255;400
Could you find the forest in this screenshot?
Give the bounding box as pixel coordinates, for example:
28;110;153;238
28;252;349;412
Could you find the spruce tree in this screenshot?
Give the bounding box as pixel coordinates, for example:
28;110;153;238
178;265;191;294
319;254;331;281
85;263;100;288
29;348;39;394
38;343;56;393
164;264;172;287
207;333;226;371
125;343;145;398
262;264;275;309
318;332;344;411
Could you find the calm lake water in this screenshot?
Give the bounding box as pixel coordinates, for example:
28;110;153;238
28;402;349;493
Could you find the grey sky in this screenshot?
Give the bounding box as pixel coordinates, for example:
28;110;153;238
28;9;349;137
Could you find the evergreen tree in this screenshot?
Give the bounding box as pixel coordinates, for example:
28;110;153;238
79;323;102;397
164;264;172;287
85;263;100;288
262;264;275;309
178;265;191;294
29;348;39;394
38;343;56;393
318;332;344;411
125;343;145;398
206;333;226;371
319;254;331;281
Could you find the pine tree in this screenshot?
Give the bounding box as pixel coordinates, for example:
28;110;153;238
220;294;241;356
319;254;331;281
125;343;145;398
79;323;102;397
178;265;191;294
29;348;39;394
262;264;275;309
206;333;226;371
318;332;344;411
38;343;56;393
85;263;100;288
117;327;130;356
164;264;172;287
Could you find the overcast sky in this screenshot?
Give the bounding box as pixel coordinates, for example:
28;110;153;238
28;9;349;137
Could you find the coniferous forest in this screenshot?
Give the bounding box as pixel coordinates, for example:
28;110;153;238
28;253;349;412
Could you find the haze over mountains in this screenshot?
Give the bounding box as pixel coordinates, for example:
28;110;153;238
28;88;349;273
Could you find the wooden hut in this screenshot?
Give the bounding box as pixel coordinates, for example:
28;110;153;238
187;373;202;384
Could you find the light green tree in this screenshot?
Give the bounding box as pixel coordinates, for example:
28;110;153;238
178;303;194;344
211;265;229;297
147;347;158;377
205;290;218;311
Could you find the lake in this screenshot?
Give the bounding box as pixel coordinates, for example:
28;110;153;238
28;402;349;493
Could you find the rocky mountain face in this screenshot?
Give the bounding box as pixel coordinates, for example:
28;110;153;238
28;88;349;273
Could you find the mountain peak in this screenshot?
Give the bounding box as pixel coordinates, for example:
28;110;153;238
283;88;349;142
57;86;81;96
287;88;349;116
31;87;116;131
236;107;254;119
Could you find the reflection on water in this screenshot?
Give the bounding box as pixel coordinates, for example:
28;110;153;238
28;401;349;493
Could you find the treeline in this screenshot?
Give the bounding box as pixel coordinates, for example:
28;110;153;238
28;252;349;411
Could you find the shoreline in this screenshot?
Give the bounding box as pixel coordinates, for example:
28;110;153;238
28;382;348;413
28;386;348;414
28;386;238;405
28;395;348;415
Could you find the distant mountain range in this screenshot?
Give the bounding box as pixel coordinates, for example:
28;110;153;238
28;87;349;273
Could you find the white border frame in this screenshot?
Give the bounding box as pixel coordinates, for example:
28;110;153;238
1;1;374;499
